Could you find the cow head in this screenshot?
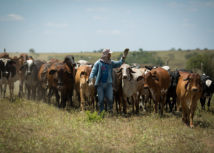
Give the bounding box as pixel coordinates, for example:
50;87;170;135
170;70;180;87
0;58;16;78
136;69;159;89
20;60;36;75
116;64;136;81
183;73;202;92
63;55;76;67
40;63;52;89
200;75;214;97
19;54;29;63
49;65;73;90
80;67;95;89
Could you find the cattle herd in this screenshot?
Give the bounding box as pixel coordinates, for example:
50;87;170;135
1;51;214;129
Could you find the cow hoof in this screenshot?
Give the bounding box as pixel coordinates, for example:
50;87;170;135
190;126;194;129
80;111;83;113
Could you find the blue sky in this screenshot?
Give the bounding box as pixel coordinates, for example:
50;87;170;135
0;0;214;53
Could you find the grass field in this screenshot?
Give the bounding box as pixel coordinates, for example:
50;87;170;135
1;50;214;152
1;83;214;152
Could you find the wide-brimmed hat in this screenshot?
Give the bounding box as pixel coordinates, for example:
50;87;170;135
100;48;112;64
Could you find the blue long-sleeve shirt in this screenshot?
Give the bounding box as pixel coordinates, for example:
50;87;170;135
89;58;124;86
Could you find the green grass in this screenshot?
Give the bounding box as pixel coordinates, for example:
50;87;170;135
1;90;214;152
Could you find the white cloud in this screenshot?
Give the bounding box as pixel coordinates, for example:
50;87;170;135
182;23;195;27
126;24;135;27
86;7;109;11
127;10;131;13
167;2;185;8
45;22;68;27
93;16;108;20
96;30;126;35
0;14;25;21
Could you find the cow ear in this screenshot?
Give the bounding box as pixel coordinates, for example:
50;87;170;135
116;68;122;73
66;71;72;79
20;63;27;71
183;74;190;81
80;71;86;77
129;68;136;73
137;76;144;82
49;70;57;75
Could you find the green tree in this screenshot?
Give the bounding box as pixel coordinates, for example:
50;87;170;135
139;48;143;52
185;53;214;77
29;48;35;54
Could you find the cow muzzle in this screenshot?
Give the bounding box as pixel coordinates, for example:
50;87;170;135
144;85;148;89
27;71;31;75
123;75;127;79
58;82;63;86
192;88;197;91
3;72;9;77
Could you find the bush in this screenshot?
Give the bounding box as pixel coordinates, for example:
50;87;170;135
185;52;198;59
85;111;105;122
185;53;214;77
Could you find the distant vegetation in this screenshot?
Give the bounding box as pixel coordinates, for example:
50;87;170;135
117;49;165;66
186;53;214;77
185;52;198;59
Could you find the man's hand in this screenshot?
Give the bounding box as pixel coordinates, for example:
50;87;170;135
123;48;129;59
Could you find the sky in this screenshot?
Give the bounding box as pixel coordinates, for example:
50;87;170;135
0;0;214;53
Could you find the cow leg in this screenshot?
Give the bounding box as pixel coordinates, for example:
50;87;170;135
32;86;36;100
161;94;166;115
9;82;14;101
207;95;212;111
122;97;128;114
176;98;180;112
80;88;85;111
3;83;7;99
69;90;73;107
200;97;206;110
43;89;47;102
19;80;23;98
190;103;197;128
0;85;2;99
54;88;60;108
135;95;139;114
131;96;135;113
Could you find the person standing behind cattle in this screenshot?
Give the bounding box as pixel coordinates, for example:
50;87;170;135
88;48;129;114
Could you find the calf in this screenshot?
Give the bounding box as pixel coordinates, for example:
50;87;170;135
20;60;44;100
0;58;16;100
176;72;202;128
137;67;171;115
200;74;214;111
75;65;95;111
48;63;74;108
117;64;149;114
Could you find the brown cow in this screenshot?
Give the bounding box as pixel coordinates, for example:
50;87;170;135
47;63;73;108
176;72;202;128
49;58;61;64
75;65;95;111
38;62;52;101
137;67;171;115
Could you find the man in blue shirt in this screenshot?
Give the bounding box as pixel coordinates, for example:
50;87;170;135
88;48;129;114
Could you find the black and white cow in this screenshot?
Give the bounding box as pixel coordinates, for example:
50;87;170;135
200;74;214;111
0;58;16;100
20;60;45;100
